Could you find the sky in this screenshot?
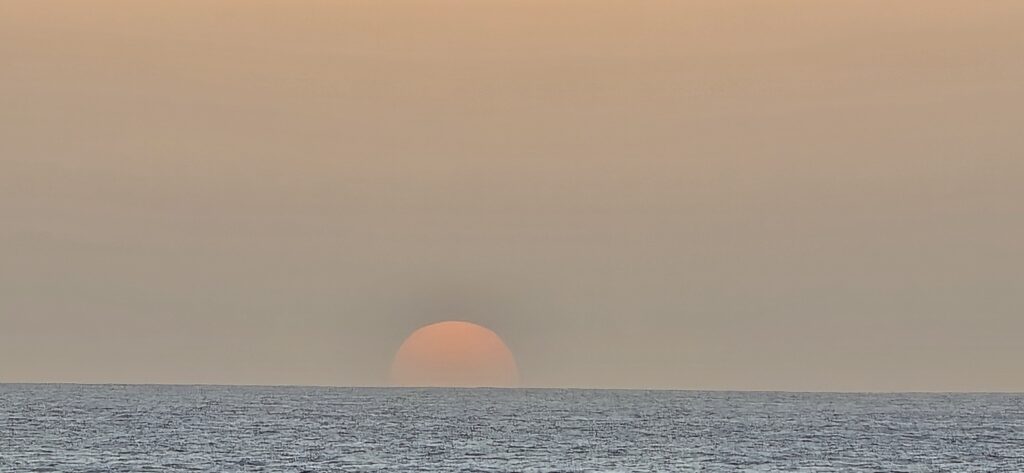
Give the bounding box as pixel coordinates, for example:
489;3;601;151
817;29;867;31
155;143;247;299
2;0;1022;391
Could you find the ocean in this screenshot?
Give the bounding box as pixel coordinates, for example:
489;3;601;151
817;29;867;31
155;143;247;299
1;384;1021;472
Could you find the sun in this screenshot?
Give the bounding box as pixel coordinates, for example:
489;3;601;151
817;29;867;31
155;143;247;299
390;321;520;388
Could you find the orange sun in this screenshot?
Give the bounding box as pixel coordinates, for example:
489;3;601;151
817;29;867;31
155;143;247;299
390;321;520;388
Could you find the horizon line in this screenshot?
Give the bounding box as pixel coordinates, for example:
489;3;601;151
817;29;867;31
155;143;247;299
2;381;1022;395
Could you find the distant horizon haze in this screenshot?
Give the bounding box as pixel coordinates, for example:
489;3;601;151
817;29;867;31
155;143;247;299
2;0;1022;392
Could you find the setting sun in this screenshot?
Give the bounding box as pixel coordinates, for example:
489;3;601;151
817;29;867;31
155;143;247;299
390;321;520;388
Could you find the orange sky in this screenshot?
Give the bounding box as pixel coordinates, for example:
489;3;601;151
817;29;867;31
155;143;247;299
1;0;1023;391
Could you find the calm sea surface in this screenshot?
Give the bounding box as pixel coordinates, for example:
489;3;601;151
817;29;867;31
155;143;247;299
1;384;1022;472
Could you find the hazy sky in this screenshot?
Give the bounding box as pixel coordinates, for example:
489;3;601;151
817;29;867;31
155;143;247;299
2;0;1022;391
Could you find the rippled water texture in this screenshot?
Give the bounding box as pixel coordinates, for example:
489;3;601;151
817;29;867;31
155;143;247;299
2;384;1022;472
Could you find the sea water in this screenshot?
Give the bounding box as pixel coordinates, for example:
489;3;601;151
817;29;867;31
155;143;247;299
1;384;1022;472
